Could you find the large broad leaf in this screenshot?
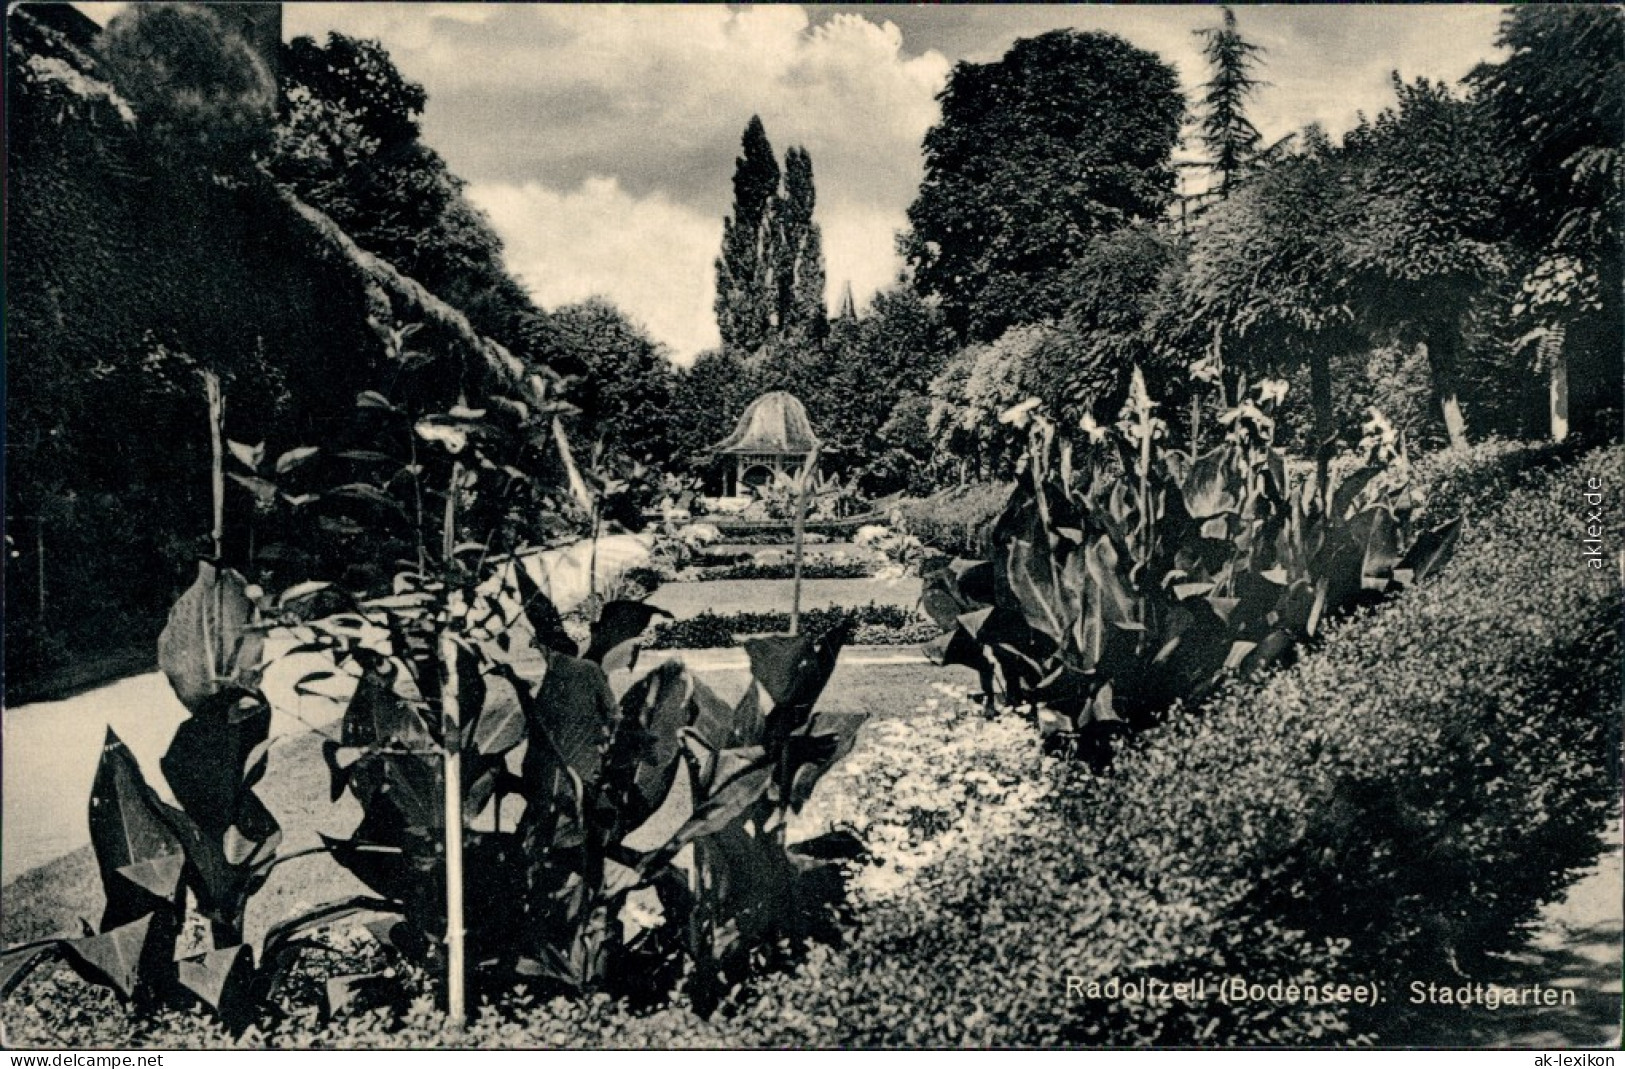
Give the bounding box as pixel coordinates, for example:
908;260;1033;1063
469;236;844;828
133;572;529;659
89;729;187;930
1179;444;1241;519
1330;466;1381;521
63;914;160;1001
785;711;867;812
160;702;271;839
0;943;62;999
690;674;760;750
158;561;264;713
1347;506;1401;592
177;944;256;1031
259;895;400;964
465;669;525;758
610;661;698;823
342;662;435;752
919;559;994;628
168;794;282;931
746;624;849;744
1396;516;1462;587
638;742;771;874
526;652;617;789
511;561;578;657
583;601;673;666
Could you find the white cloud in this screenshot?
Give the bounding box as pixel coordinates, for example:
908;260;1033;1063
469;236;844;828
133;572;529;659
469;177;722;364
86;3;1507;364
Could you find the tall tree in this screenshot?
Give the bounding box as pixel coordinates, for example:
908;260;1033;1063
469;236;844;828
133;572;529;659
1469;6;1624;441
1193;6;1266;197
534;298;680;465
1184;128;1359;444
1342;77;1510;451
902;30;1184;341
715;116;781;353
97;2;275;173
776;146;828;342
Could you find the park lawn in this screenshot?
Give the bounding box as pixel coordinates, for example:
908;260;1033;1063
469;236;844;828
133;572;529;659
646;576;922;619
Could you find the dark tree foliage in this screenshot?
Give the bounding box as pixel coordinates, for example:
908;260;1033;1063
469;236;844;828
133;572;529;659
1469;7;1624;265
1183;127;1361;442
715;118;830;354
267;32;544;363
1469;6;1623;439
667;349;763;473
532;299;681;465
1193;6;1266;196
777;146;828;343
715;116;782;353
96;2;275;171
1341;77;1512;449
902;30;1184;342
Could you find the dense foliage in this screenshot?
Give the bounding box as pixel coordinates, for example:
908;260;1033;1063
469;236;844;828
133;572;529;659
921;372;1460;761
9;443;1612;1047
902;29;1185;341
650;605;926;650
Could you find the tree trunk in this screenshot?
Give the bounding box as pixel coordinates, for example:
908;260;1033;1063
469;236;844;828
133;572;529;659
1547;332;1570;444
203;369;225;559
1423;331;1470;452
1309;349;1335;448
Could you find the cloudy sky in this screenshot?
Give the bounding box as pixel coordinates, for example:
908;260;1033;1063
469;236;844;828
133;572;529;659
82;3;1512;363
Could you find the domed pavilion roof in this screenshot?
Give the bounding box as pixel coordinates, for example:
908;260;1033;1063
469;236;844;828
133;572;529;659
711;391;820;455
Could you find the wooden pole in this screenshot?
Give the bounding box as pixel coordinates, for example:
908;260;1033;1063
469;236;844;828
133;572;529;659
441;460;466;1026
440;629;466;1025
788;445;820;636
203;370;225;561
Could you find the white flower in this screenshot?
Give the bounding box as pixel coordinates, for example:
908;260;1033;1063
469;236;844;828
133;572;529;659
1256;379;1289;406
617;886;666;942
414;420;467;454
1079;412;1108;445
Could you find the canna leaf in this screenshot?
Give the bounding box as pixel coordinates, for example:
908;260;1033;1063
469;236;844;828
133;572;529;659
158;561;264;713
88;729;187;930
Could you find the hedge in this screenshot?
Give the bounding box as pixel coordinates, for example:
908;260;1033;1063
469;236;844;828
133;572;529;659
893;481;1011;558
5;444;1618;1047
678;559;875;582
649;604;927;649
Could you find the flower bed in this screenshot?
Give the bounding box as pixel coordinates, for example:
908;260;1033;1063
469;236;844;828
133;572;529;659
649;604;931;649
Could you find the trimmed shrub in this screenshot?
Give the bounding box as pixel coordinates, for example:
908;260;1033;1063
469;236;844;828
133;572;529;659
651;604;924;649
894;481;1010;558
682;558;875;582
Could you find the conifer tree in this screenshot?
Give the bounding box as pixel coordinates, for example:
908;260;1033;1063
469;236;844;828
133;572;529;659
777;146;828;341
715;116;781;352
1194;7;1266;196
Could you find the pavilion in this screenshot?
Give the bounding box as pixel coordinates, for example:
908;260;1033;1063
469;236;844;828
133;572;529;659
709;391;820;497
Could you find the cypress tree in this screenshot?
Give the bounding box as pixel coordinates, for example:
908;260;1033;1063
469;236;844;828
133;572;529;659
715;116;780;352
777;146;827;341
